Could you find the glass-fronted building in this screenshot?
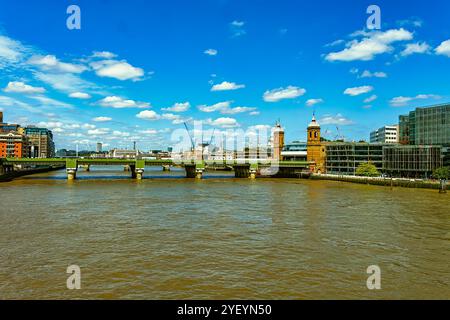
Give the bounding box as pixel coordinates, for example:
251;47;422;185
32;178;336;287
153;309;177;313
399;103;450;145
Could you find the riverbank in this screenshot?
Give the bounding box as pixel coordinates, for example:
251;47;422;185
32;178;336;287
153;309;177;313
310;173;445;190
0;166;65;182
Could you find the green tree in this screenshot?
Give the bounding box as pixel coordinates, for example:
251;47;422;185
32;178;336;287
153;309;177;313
433;167;450;180
355;162;380;177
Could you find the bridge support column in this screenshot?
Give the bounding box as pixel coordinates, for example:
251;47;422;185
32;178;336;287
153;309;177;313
162;165;171;172
133;160;145;180
0;164;5;175
185;165;196;178
185;162;204;179
234;165;250;178
85;165;90;172
66;159;78;181
67;168;77;180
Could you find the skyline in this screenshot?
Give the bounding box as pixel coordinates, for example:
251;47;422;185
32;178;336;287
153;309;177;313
1;0;450;151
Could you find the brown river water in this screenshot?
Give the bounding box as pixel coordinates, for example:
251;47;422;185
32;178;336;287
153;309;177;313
0;166;449;299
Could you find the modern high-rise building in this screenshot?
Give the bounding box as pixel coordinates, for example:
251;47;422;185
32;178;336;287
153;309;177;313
399;103;450;145
24;127;55;158
96;142;103;153
370;125;399;144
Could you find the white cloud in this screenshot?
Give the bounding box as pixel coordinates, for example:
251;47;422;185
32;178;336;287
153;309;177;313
28;55;87;73
90;59;144;81
435;40;450;57
93;116;112;122
69;92;91;99
221;106;257;114
162;102;190;112
198;101;256;115
136;110;160;120
204;49;218;56
82;124;96;129
0;35;24;63
198;101;232;113
88;128;110;136
230;21;246;37
91;51;117;59
3;81;45;94
364;95;378;103
360;70;387;78
389;94;441;107
320;113;354;125
140;129;158;135
97;96;150;109
306;98;324;107
211;81;245;91
401;42;431;56
325;28;413;61
208;117;239;128
34;72;96;94
344;86;374;96
263;86;306;102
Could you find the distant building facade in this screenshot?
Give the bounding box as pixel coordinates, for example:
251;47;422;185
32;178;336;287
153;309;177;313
96;143;103;153
399;103;450;145
0;132;30;158
24;127;55;158
370;125;399;144
281;141;307;161
383;145;443;178
325;143;386;175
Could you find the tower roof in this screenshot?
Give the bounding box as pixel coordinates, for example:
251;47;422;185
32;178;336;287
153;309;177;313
308;115;320;128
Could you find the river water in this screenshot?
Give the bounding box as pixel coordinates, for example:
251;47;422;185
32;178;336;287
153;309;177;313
0;166;449;299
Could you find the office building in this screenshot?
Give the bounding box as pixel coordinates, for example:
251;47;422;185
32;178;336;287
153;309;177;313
370;125;399;144
383;145;443;178
399;103;450;145
24;127;55;158
96;142;103;153
324;143;386;175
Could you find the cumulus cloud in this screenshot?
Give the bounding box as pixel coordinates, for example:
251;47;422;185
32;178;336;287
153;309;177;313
435;40;450;57
360;70;387;78
91;51;117;59
325;28;413;61
198;101;256;115
204;49;218;56
69;92;91;99
136;110;160;120
3;81;45;94
401;42;431;56
92;116;112;122
97;96;150;109
263;86;306;102
320;113;354;125
162;102;190;112
211;81;245;91
306;98;324;107
389;94;441;107
90;59;144;81
88;128;110;136
344;86;374;96
28;55;87;73
207;117;239;128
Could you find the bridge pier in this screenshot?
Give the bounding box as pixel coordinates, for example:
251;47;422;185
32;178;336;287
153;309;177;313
67;168;77;180
185;163;204;179
162;165;171;172
85;165;90;172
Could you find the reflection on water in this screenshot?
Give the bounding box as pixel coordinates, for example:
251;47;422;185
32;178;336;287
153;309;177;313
0;166;449;299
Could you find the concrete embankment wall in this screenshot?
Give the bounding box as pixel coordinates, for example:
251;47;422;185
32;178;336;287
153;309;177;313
310;174;443;190
0;166;65;182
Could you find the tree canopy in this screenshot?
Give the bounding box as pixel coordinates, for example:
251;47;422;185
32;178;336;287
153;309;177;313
433;167;450;180
355;162;380;177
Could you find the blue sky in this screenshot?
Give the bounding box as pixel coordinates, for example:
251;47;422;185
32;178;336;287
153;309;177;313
0;0;450;151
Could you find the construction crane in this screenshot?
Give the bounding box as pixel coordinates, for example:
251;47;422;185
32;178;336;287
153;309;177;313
184;122;195;152
335;126;345;141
